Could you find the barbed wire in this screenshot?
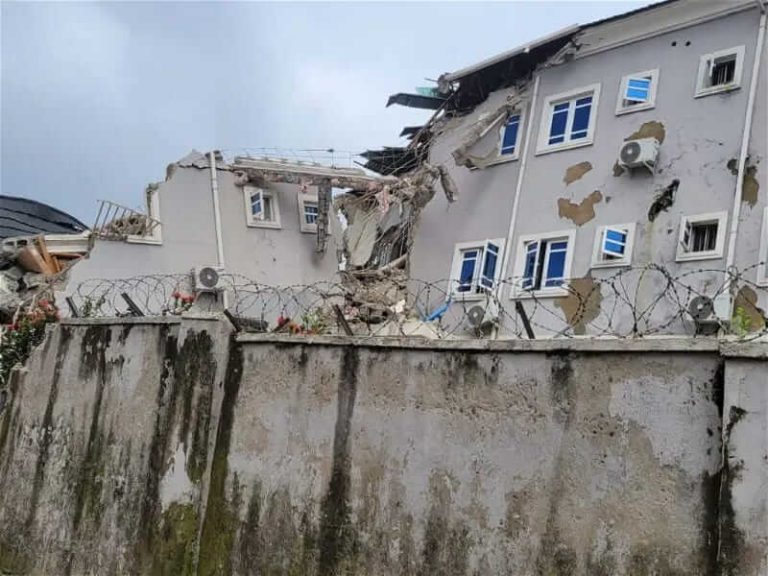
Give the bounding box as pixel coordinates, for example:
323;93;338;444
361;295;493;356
63;263;768;341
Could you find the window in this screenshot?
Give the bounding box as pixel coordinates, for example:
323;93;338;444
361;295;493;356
449;239;505;298
537;84;601;154
758;208;768;286
499;113;522;157
244;186;281;229
695;46;745;98
297;194;320;233
591;223;636;268
676;212;728;261
512;230;576;297
616;69;659;115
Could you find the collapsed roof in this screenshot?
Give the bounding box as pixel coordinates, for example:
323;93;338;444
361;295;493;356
0;195;88;240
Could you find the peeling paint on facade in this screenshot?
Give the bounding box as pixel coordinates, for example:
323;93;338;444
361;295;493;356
563;161;593;185
557;190;602;226
554;276;603;335
624;120;666;145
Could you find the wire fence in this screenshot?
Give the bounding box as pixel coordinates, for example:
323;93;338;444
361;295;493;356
64;263;768;341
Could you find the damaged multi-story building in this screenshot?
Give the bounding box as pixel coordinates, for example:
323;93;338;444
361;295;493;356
368;0;767;337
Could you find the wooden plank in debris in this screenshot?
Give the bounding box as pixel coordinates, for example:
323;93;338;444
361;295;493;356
18;245;52;275
35;236;60;274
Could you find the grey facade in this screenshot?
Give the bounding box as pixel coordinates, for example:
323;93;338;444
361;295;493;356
408;0;767;337
65;151;343;293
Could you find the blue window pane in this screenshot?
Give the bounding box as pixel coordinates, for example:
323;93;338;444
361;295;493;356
626;78;651;102
575;96;592;106
458;251;478;292
553;102;570;112
545;246;567;286
603;228;627;256
523;243;538;289
305;205;319;224
605;229;626;244
549;109;568;140
251;199;262;215
549;241;568;251
571;103;591;139
480;243;499;288
501;115;520;155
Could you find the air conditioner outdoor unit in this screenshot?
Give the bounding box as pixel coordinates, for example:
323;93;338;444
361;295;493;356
466;301;500;335
193;266;226;292
688;293;731;334
618;137;660;172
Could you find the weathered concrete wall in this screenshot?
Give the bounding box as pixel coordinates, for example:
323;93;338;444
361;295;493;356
721;344;768;575
1;321;767;575
0;317;233;575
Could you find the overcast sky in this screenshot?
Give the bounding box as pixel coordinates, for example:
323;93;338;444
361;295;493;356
1;1;649;222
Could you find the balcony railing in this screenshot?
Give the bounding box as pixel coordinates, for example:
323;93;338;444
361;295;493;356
93;200;160;241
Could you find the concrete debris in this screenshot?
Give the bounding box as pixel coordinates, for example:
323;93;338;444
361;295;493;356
452;94;524;169
0;233;90;322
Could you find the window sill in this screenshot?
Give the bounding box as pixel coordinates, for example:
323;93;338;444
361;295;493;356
486;154;520;167
675;251;724;262
300;227;317;234
535;138;594;156
591;259;631;269
126;235;163;245
450;291;493;303
694;84;741;99
615;103;655;116
512;286;570;299
247;221;282;230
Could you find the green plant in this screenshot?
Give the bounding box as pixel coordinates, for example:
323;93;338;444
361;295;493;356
0;299;59;389
300;310;327;335
81;294;107;318
731;306;752;337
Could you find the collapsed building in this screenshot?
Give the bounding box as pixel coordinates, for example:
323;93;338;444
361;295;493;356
0;195;90;322
364;0;768;338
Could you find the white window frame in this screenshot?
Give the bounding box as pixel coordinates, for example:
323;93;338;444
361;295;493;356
511;229;576;298
126;185;163;245
676;211;728;262
536;83;601;155
615;69;659;115
694;45;745;98
244;186;281;229
493;110;525;164
448;238;505;301
591;223;636;268
757;207;768;286
297;193;320;234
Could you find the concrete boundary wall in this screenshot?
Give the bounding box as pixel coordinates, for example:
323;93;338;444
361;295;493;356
0;318;765;575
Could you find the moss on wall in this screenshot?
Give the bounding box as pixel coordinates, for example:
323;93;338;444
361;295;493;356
318;347;360;576
198;341;244;576
0;539;31;574
150;502;199;576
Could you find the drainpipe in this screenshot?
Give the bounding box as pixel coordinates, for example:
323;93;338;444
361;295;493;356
209;151;226;268
209;151;228;308
494;73;541;337
724;9;766;308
